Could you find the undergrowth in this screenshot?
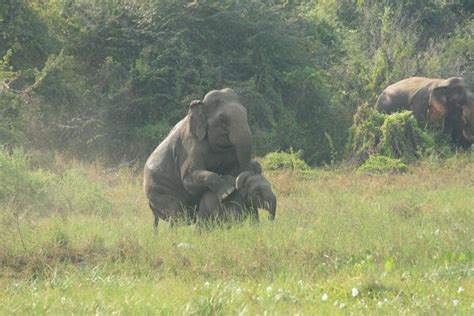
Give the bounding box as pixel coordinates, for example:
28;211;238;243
0;148;473;313
260;149;310;171
346;104;454;172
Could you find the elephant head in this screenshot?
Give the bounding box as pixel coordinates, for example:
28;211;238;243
189;88;252;172
428;78;462;120
236;169;276;220
461;91;474;143
428;77;474;142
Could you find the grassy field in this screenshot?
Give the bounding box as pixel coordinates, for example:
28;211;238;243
0;152;473;314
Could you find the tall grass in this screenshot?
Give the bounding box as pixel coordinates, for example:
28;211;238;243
0;148;473;313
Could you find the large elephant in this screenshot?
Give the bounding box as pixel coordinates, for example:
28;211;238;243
375;77;474;145
197;164;276;225
143;88;253;230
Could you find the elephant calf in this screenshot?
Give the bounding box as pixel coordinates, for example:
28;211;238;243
197;169;276;225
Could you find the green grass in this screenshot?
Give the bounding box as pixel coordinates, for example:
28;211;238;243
1;152;473;314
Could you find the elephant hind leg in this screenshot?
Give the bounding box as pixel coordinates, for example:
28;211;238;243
148;194;194;230
148;202;160;233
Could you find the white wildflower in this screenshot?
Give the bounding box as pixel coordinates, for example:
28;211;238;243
322;293;328;301
204;281;210;288
458;287;464;294
177;242;192;249
339;303;346;309
352;288;359;297
377;301;383;308
266;286;272;294
236;288;242;295
452;299;459;306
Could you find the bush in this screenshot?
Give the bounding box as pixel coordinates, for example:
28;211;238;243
0;147;114;215
260;149;310;171
0;147;53;209
378;111;434;161
358;155;408;174
346;103;386;165
347;104;444;166
51;168;114;216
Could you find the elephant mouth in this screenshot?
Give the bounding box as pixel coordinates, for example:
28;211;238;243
210;133;234;150
213;142;234;151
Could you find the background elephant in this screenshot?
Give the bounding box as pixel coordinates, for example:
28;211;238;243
143;88;253;231
197;163;276;225
375;77;474;145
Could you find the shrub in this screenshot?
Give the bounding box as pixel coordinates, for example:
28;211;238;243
0;147;53;209
260;149;310;171
378;111;434;161
0;147;114;215
346;103;386;165
51;168;114;216
358;155;408;174
347;104;446;166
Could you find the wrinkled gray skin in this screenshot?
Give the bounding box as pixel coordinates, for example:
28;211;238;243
143;88;253;231
197;162;276;224
375;77;474;145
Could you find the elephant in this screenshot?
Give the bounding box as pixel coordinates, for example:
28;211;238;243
375;77;474;146
197;163;276;225
143;88;254;231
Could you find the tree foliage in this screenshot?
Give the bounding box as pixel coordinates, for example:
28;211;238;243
1;0;472;164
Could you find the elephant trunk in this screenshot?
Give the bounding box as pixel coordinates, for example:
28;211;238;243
229;120;253;172
462;128;474;143
266;193;277;220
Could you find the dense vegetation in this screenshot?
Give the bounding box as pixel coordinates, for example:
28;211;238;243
1;2;473;313
1;0;473;164
1;148;473;313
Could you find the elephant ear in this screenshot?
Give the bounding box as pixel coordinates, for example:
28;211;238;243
189;100;207;141
235;170;254;192
251;160;263;175
443;77;464;87
428;87;447;122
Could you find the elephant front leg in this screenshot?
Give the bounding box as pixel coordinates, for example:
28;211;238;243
252;207;260;222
